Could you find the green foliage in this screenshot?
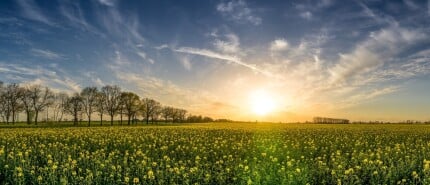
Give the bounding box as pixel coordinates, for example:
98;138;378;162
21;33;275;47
0;123;430;184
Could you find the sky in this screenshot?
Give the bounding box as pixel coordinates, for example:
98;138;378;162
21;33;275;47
0;0;430;122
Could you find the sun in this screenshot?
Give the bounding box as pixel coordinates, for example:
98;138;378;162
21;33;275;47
249;90;277;116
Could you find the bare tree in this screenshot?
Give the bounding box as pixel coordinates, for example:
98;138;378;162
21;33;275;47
96;91;106;126
141;98;161;124
0;83;7;123
20;86;34;124
52;92;68;122
4;83;22;124
101;85;121;126
28;85;54;125
118;96;125;125
177;109;187;123
150;101;161;124
65;93;83;126
80;87;98;126
161;106;174;123
121;92;140;125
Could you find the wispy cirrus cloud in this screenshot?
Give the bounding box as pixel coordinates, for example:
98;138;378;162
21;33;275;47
216;0;262;25
31;49;64;60
97;0;117;7
16;0;55;26
59;1;104;37
339;86;400;109
174;47;273;77
329;26;427;85
136;51;155;64
0;63;80;92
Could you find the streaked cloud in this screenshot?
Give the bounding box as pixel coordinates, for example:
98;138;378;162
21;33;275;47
329;26;426;85
136;51;155;64
0;63;80;92
216;0;262;25
174;47;272;76
97;0;116;7
31;49;64;60
16;0;54;26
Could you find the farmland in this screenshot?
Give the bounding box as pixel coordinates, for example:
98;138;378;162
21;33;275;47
1;123;430;184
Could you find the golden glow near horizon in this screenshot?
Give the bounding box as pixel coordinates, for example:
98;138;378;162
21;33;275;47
249;89;277;116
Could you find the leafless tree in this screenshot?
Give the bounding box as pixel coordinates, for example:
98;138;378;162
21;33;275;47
177;109;187;123
80;87;98;126
161;106;174;123
150;101;161;124
4;83;22;124
121;92;140;125
0;82;7;123
52;92;68;122
28;85;54;125
96;91;106;126
20;86;33;124
141;98;161;124
65;93;83;126
101;85;121;126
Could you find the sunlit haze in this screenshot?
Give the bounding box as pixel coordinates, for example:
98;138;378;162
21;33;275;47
1;0;430;122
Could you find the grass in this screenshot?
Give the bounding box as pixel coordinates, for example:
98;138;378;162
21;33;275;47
0;123;429;184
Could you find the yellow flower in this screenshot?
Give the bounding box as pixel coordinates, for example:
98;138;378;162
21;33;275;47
148;170;155;180
133;177;139;184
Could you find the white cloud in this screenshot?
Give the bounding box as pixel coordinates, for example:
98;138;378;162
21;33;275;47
97;7;145;45
299;11;312;20
213;33;240;54
174;47;272;76
339;86;399;108
154;44;169;50
329;26;426;84
16;0;54;26
59;1;103;37
0;63;81;93
358;2;398;26
179;56;192;71
270;39;289;51
136;51;155;64
97;0;116;7
31;49;63;60
216;0;262;25
403;0;419;9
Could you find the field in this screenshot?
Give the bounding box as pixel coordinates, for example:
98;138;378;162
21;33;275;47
1;123;430;184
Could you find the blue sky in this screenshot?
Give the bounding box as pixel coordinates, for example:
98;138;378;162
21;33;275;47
0;0;430;122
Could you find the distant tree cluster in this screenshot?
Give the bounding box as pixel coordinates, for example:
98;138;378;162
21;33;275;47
0;81;215;125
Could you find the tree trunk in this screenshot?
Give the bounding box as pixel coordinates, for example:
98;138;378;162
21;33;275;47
146;115;149;124
12;111;15;124
74;111;78;126
120;112;123;125
128;115;131;125
88;114;91;127
100;114;103;126
110;115;113;126
35;111;39;125
26;110;31;124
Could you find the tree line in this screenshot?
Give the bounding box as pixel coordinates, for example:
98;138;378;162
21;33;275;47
0;81;216;126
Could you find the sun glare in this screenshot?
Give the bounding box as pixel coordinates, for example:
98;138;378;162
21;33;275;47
249;90;277;116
